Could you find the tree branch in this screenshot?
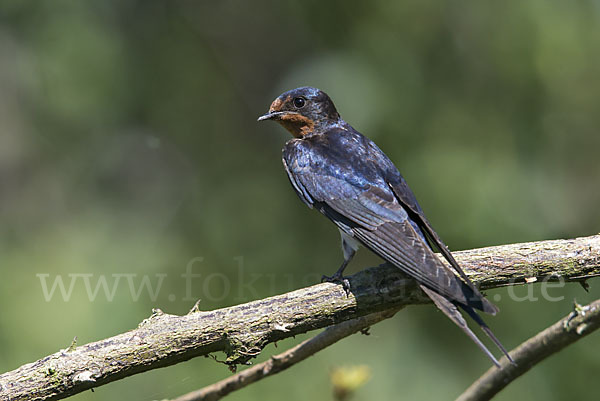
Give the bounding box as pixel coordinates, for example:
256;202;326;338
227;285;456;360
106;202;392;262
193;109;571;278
456;298;600;401
0;235;599;401
171;309;401;401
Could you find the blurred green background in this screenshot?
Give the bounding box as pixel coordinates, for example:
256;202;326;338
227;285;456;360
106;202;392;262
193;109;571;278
1;1;599;400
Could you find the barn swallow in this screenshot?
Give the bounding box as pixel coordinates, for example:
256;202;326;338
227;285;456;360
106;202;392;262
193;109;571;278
258;86;513;367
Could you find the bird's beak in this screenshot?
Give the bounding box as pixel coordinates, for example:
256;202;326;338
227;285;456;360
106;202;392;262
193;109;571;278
257;111;284;122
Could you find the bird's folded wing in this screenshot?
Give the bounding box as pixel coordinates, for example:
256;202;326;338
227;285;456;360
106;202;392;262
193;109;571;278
349;209;489;311
283;139;496;313
303;182;493;312
388;180;479;283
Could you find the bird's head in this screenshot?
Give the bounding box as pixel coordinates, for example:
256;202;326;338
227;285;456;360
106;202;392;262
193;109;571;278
258;87;340;137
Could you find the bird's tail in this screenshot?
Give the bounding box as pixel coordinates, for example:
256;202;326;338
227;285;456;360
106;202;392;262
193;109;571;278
420;285;514;367
458;302;514;365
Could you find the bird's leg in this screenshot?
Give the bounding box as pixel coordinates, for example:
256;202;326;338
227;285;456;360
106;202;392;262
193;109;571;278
321;231;358;294
321;257;353;294
322;257;352;282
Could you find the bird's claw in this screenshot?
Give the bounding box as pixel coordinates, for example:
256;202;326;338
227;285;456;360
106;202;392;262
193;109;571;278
321;273;351;296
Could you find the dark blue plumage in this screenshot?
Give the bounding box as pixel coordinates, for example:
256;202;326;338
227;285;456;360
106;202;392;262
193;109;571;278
258;86;513;367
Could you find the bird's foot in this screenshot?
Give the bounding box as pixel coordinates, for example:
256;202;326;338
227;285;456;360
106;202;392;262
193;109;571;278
321;272;351;296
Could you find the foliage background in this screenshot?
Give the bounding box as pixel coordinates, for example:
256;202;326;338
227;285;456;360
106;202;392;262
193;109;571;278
1;1;599;400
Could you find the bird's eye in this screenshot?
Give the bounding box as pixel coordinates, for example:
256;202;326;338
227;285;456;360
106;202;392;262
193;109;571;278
293;97;306;108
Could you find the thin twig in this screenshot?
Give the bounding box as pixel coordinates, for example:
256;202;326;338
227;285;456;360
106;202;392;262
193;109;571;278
456;298;600;401
171;309;400;401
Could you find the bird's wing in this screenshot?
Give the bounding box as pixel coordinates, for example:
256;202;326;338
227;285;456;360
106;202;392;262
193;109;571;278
363;137;497;314
282;135;492;311
387;173;483;292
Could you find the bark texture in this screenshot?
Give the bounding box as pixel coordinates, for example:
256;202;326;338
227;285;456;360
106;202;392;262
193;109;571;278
0;235;598;401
